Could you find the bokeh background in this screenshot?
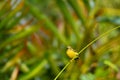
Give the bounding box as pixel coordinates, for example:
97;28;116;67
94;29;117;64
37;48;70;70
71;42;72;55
0;0;120;80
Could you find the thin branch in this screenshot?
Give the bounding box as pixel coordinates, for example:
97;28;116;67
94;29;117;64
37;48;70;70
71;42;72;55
54;26;120;80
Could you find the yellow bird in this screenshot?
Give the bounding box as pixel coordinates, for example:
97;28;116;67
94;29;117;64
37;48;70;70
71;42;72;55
66;46;78;59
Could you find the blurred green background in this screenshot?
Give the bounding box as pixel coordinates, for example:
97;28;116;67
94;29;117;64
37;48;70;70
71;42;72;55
0;0;120;80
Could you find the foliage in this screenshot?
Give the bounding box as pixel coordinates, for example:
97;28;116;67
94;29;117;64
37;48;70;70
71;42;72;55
0;0;120;80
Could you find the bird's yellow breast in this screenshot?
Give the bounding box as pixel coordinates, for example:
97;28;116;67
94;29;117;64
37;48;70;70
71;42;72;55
66;48;78;58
